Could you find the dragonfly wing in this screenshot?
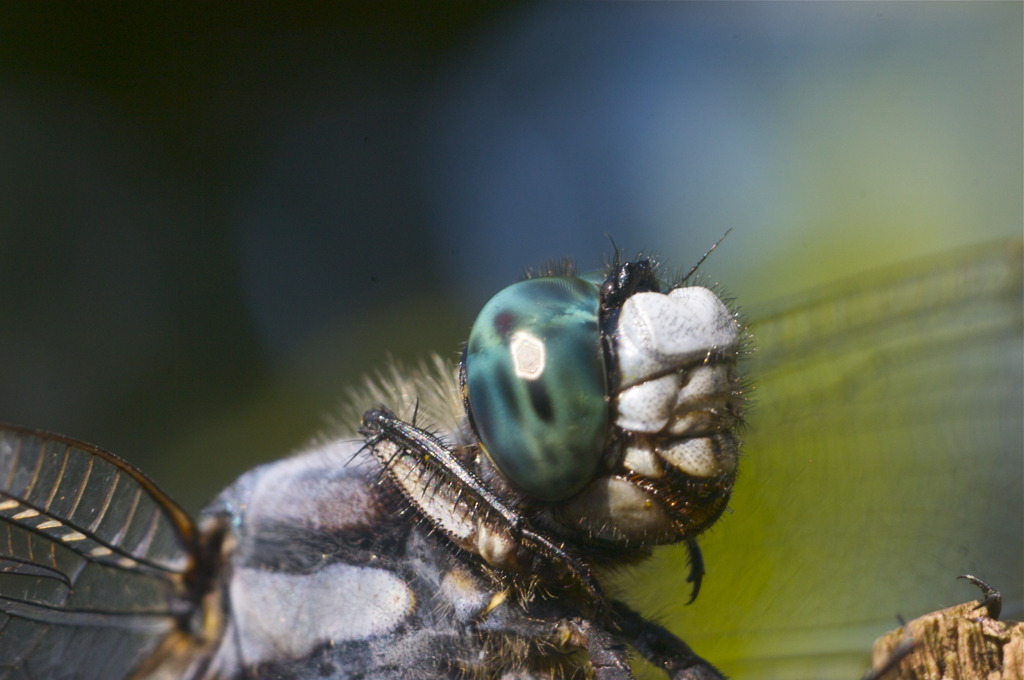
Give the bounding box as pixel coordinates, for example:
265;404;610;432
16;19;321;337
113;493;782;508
0;426;198;680
630;238;1023;678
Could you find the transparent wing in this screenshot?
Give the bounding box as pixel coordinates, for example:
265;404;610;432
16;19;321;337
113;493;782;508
0;426;199;680
630;238;1023;678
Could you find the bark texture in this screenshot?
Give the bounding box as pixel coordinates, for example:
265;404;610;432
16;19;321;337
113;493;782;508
871;599;1023;679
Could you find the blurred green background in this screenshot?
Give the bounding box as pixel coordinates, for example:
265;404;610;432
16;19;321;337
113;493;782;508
1;4;1020;678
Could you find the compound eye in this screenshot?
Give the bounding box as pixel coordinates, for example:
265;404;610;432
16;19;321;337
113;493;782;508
464;277;609;502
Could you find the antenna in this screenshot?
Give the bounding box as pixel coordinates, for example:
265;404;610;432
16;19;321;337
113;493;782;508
681;228;732;283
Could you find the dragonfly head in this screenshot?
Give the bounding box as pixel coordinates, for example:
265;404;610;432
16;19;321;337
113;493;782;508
462;257;744;551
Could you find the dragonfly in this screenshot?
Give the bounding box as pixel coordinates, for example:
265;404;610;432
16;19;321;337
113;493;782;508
0;237;1020;679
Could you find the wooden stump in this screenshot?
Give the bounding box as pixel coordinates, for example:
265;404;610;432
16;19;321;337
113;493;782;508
870;577;1023;680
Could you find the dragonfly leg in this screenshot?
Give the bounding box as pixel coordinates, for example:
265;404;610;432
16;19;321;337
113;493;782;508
683;536;705;605
608;600;726;680
360;407;604;600
567;617;634;680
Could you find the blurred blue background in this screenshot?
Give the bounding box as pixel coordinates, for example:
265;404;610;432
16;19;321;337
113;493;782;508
0;6;1020;673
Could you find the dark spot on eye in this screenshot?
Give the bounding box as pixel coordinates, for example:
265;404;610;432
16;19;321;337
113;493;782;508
527;380;554;422
495;368;519;420
494;312;517;338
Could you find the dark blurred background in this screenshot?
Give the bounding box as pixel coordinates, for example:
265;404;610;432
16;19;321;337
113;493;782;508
1;2;1019;542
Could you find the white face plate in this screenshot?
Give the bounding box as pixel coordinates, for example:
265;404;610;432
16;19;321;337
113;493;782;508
556;285;742;543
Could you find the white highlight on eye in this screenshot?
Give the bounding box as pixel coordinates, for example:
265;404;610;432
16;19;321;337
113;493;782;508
509;330;546;380
231;564;415;664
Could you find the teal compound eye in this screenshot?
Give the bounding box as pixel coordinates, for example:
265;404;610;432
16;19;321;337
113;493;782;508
464;276;610;502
